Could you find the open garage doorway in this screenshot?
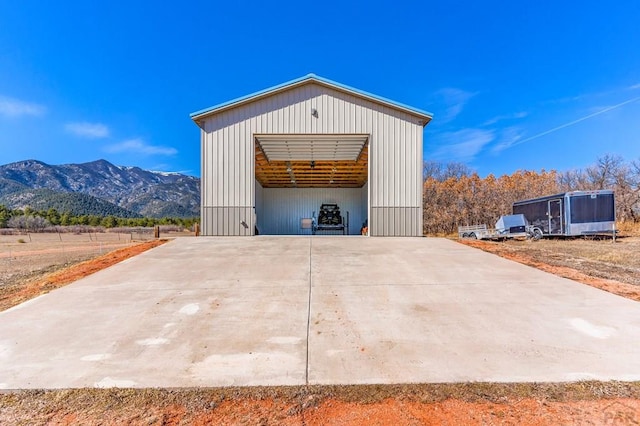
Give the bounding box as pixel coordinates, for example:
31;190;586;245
254;134;369;235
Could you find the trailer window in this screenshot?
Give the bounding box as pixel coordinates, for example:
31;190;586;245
513;201;550;231
570;194;615;223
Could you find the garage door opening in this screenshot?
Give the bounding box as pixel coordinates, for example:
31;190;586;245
254;134;369;235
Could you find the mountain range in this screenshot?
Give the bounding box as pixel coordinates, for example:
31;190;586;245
0;159;200;218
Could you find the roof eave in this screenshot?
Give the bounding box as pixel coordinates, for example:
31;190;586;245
190;74;433;125
190;74;312;121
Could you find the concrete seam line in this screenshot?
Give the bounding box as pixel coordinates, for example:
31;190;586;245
305;237;312;385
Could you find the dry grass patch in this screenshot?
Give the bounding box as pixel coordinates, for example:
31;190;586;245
459;236;640;293
0;239;167;312
2;382;640;425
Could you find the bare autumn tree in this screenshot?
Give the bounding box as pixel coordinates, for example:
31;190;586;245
422;164;558;235
557;169;585;191
610;159;638;222
587;154;624;189
558;155;640;222
424;156;640;236
423;161;473;181
630;159;640;221
7;215;49;232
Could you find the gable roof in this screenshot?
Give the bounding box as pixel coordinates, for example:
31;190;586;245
190;73;433;126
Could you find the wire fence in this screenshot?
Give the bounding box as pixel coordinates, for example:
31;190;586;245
0;225;182;240
1;226;196;285
1;231;137;283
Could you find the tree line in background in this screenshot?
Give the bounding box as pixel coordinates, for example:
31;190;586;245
423;155;640;235
0;205;198;231
3;154;638;236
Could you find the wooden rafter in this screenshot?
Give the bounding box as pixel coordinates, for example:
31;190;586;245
255;140;368;188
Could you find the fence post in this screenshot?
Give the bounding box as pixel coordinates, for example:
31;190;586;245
154;226;160;239
194;223;200;237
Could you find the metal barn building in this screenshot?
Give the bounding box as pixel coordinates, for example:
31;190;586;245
190;74;432;236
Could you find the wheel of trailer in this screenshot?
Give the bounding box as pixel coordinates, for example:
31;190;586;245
469;232;478;240
462;232;469;238
532;228;543;241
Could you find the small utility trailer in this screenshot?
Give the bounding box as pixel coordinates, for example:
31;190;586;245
458;214;541;241
512;190;616;237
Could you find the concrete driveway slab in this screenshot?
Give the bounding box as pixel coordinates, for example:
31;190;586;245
1;236;639;389
0;237;310;388
308;238;640;384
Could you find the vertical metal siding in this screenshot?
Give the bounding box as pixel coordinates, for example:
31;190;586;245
370;207;420;236
367;106;423;236
254;180;264;231
200;83;424;236
259;188;366;235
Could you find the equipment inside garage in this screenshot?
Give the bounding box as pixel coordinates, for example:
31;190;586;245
254;134;366;235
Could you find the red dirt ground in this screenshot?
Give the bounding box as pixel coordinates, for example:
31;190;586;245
0;239;166;312
2;388;639;425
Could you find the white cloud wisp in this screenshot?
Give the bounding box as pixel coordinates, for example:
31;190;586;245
483;111;528;126
504;95;640;149
65;122;110;138
434;88;477;123
104;139;178;156
0;96;46;118
490;127;524;154
429;128;495;163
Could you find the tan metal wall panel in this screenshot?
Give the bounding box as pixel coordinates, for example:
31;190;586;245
202;207;253;236
370;207;420;236
200;82;424;236
368;108;423;209
370;207;380;237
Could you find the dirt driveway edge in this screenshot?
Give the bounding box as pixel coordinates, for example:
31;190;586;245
2;382;640;425
0;239;167;312
458;238;640;302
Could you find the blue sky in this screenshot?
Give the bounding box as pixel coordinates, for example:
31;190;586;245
1;1;639;177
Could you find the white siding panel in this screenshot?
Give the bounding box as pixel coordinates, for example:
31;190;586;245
407;120;414;206
239;119;246;206
200;129;206;234
228;121;235;206
383;110;391;207
370;112;380;207
222;126;229;206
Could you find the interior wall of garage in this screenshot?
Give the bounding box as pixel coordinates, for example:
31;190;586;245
255;181;367;235
199;81;425;236
255;178;264;233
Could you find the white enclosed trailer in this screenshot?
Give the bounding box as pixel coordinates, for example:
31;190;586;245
512;190;616;237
